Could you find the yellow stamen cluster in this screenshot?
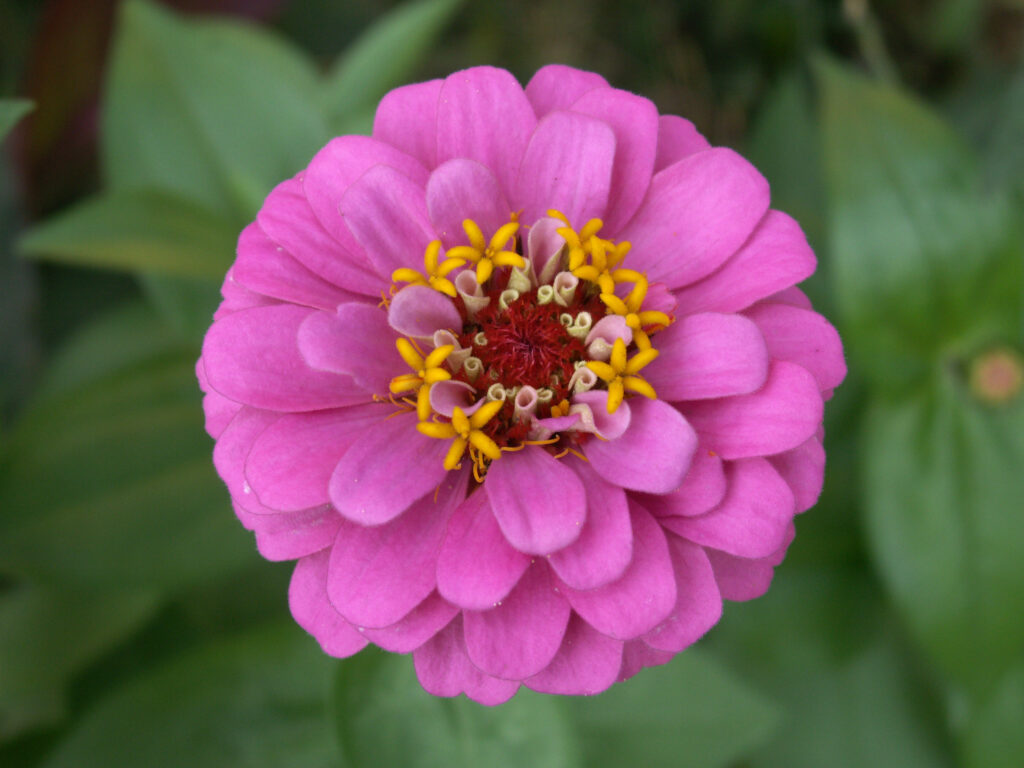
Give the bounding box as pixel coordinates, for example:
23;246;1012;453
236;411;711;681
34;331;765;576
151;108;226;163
392;240;465;298
586;338;659;414
417;402;504;471
599;270;673;351
547;209;631;294
447;219;526;284
389;339;454;420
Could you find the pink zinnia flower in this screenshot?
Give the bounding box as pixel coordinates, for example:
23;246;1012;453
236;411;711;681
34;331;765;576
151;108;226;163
198;65;845;704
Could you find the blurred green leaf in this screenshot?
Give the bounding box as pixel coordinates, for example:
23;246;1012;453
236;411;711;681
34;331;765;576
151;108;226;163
19;190;237;280
323;0;463;133
0;100;33;141
104;0;330;223
863;377;1024;693
33;302;184;400
750;639;952;768
568;649;780;768
0;351;253;591
818;58;1023;395
963;658;1024;768
982;64;1024;194
41;624;338;768
0;586;158;741
333;650;579;768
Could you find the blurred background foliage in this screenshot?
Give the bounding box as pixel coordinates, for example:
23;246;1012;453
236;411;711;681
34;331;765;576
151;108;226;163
1;0;1023;765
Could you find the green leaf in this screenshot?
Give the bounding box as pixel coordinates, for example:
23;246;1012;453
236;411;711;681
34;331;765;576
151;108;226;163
41;624;339;768
0;586;158;741
817;58;1023;394
333;650;580;768
0;100;33;141
18;189;237;280
32;301;184;400
323;0;463;130
863;377;1024;693
568;649;780;768
963;658;1024;768
0;352;254;591
749;639;953;768
103;0;330;223
981;64;1024;193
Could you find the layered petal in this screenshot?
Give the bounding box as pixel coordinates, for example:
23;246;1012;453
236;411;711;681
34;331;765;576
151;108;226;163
388;284;462;338
202;304;365;411
436;490;531;610
672;210;817;314
744;303;846;392
525;64;609;117
683;361;823;459
289;550;368;658
549;459;633;590
661;458;795;558
642;536;721;651
413;617;520;705
297;302;398;395
525;614;624;695
514;110;616;227
235;503;342;562
653;114;711;172
327;471;465;628
644;312;769;401
328;410;454;525
485;446;587;555
372;79;442;169
584;398;697;494
463;563;571;680
640;449;727;518
426;159;511;248
619;148;770;290
437;66;536;199
563;502;676;639
361;592;459;653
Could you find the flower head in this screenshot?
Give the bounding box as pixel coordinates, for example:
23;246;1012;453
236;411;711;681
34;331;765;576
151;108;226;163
198;65;845;704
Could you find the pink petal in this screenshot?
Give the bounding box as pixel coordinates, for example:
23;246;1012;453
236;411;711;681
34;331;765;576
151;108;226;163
361;592;459;653
563;502;677;639
233;223;361;311
215;269;279;318
706;525;794;602
485;445;587;555
257;178;382;296
327;470;465;628
672;210;817;314
463;562;571;680
514;110;616;228
235;502;342;562
373;79;442;169
339;164;434;280
202;304;365;412
429;380;481;418
661;457;795;558
525;613;624;695
328;410;455;526
584;398;697;494
571;391;632;440
197;358;241;439
683;361;823;459
645;312;769;401
766;285;814;309
654;114;711;172
549;458;633;590
303;136;429;262
413;616;520;705
289;550;368;658
642;535;721;651
744;303;846;392
436;489;531;610
387;284;462;338
569;88;659;233
437;66;536;200
212;407;280;514
618;641;675;682
525;64;609;118
769;436;825;513
297;302;399;395
640;449;727;518
619;148;770;290
245;403;393;512
426;159;511;249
